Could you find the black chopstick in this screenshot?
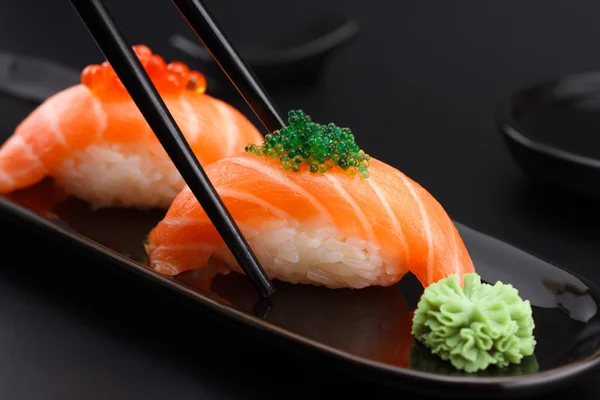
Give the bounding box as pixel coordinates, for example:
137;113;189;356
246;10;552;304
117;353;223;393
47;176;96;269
69;0;275;298
171;0;286;133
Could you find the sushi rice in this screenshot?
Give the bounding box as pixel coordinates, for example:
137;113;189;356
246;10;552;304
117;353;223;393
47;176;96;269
164;218;400;289
55;143;184;210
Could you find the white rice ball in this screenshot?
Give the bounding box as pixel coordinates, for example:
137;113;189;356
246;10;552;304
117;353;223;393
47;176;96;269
54;142;185;210
212;219;404;289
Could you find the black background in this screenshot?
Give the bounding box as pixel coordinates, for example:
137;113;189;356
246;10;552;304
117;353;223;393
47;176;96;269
1;0;599;398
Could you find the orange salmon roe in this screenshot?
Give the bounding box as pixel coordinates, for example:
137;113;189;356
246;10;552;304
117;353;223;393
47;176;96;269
81;44;207;98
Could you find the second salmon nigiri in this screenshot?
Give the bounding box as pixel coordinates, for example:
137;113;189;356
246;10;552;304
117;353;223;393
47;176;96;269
0;45;263;210
145;110;475;289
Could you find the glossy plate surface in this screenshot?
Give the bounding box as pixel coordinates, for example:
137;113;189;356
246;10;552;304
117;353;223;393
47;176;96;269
1;94;600;398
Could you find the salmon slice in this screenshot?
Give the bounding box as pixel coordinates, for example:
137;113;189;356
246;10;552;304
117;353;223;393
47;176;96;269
0;45;263;209
145;152;475;289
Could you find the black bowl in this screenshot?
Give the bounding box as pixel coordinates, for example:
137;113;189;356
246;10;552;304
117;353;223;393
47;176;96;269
170;13;361;90
498;72;600;199
0;52;80;103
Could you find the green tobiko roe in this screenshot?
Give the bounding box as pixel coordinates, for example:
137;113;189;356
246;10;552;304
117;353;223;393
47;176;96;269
411;273;536;373
244;110;371;179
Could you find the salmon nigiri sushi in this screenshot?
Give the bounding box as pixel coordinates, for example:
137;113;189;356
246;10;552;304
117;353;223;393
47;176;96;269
145;110;475;289
0;45;263;210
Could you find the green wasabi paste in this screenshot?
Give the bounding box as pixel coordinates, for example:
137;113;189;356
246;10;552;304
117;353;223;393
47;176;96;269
411;273;536;373
408;341;539;377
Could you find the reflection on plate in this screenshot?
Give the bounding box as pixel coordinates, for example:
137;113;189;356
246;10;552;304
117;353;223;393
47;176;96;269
1;177;600;398
180;264;414;368
409;341;540;378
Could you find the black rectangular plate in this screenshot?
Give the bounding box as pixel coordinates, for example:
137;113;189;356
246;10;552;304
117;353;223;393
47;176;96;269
1;93;600;399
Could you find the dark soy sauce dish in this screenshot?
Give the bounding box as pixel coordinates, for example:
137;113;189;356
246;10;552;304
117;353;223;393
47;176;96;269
498;72;600;199
170;13;361;89
1;95;600;399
